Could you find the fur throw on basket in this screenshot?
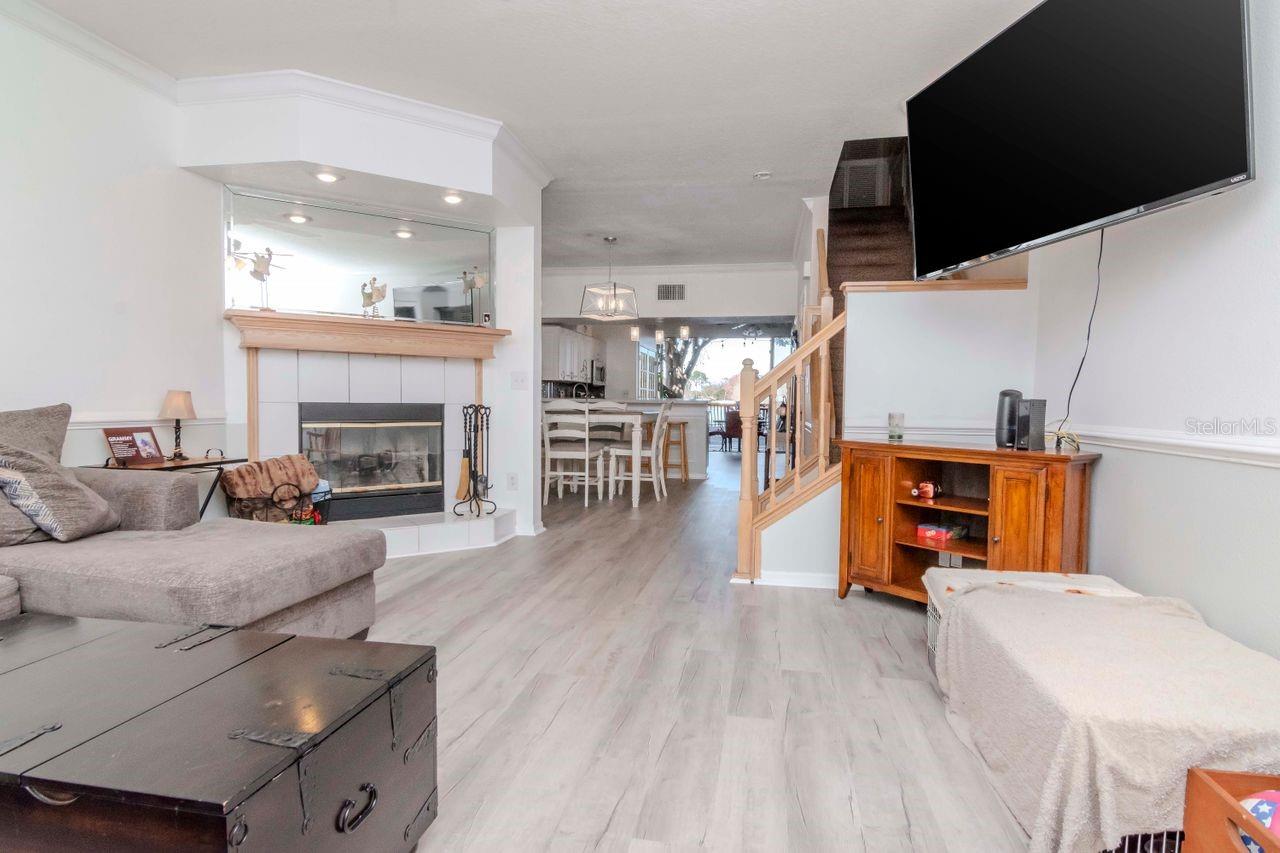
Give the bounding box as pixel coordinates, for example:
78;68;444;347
221;455;320;500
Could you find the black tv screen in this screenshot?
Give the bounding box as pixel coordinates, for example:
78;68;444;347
907;0;1253;280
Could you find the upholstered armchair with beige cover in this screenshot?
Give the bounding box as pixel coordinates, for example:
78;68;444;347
0;404;384;638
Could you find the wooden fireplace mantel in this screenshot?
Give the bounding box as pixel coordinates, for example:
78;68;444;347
226;309;504;461
223;309;511;360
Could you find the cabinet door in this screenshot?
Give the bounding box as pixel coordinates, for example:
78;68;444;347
540;328;560;381
559;332;573;380
849;454;891;583
989;466;1046;570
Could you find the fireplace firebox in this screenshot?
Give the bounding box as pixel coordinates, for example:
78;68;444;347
298;402;444;520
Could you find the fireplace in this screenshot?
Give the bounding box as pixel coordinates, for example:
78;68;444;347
298;402;444;520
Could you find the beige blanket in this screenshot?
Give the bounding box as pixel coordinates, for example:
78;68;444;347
937;584;1280;853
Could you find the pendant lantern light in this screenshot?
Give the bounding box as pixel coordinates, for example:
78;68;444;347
579;237;639;321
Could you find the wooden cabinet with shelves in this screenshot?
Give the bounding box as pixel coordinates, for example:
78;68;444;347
836;440;1099;602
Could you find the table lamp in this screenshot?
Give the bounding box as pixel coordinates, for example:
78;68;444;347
159;390;196;461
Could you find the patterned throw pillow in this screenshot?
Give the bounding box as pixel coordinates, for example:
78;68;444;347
0;444;119;542
0;498;51;546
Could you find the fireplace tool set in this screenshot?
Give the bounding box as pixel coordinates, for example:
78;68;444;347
454;404;496;516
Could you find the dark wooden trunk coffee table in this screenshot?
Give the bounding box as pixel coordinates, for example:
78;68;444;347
0;614;438;852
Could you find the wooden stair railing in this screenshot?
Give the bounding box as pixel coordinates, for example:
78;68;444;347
735;295;845;581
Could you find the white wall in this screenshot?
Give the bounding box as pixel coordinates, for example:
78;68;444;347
543;263;797;320
0;11;226;465
757;484;841;588
843;285;1040;437
1025;0;1280;657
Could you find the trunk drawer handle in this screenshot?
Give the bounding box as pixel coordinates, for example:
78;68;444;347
336;783;378;833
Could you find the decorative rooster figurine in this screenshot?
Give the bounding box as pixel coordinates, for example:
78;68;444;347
361;276;388;317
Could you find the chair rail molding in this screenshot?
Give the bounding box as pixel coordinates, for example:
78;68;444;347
842;420;1280;470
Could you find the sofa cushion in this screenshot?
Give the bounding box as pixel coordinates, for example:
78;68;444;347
0;445;120;542
0;575;19;620
0;499;51;547
0;518;385;627
73;467;199;531
0;404;72;461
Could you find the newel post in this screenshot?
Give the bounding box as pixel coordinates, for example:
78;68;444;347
736;359;759;579
820;293;834;327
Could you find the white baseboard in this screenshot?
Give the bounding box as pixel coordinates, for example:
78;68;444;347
757;571;838;590
743;571;838;591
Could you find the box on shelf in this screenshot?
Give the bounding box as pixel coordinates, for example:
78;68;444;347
917;523;969;544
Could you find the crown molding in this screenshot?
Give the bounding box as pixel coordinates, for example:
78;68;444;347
1;6;553;189
544;261;797;277
0;0;174;98
174;69;503;141
494;126;553;190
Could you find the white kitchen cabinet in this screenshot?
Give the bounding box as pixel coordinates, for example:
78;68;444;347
541;326;599;382
541;326;564;381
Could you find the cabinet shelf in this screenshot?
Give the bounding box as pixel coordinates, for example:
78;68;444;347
837;440;1099;603
895;495;990;516
895;537;988;560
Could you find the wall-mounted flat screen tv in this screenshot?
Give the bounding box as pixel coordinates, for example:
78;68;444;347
907;0;1253;280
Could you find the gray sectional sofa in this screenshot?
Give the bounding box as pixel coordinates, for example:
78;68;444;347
0;405;385;638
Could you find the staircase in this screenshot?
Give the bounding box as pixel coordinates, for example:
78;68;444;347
824;202;914;447
735;297;845;581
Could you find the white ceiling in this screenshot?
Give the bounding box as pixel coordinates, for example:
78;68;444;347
42;0;1037;266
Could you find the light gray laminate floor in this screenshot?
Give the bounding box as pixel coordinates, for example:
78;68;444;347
373;453;1026;852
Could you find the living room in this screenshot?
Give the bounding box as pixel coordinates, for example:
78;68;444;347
2;0;1278;850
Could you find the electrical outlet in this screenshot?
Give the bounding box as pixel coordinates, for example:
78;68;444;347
510;370;529;391
506;473;518;490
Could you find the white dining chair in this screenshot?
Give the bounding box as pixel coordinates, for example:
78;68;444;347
542;402;627;507
608;401;671;502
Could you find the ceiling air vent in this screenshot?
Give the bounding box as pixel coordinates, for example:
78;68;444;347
656;283;686;302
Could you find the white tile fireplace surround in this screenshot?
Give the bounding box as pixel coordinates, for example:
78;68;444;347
254;349;515;556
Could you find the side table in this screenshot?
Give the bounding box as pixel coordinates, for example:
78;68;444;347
97;455;248;518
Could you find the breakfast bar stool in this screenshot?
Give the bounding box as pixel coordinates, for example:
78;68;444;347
663;419;689;483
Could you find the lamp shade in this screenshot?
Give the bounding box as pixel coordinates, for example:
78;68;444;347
159;390;196;420
579;281;638;322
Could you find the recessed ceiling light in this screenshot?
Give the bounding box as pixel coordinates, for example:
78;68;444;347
442;192;463;205
314;171;342;184
285;213;311;224
753;170;773;181
393;228;414;239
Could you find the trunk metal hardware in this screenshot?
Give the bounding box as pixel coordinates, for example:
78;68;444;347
403;790;438;842
403;718;437;765
228;729;314;750
329;664;407;751
225;729;318;834
298;751;318;834
0;722;61;757
156;624;235;651
328;666;392;681
227;812;249;847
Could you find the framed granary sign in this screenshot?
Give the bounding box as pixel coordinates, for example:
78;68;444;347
103;426;164;466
